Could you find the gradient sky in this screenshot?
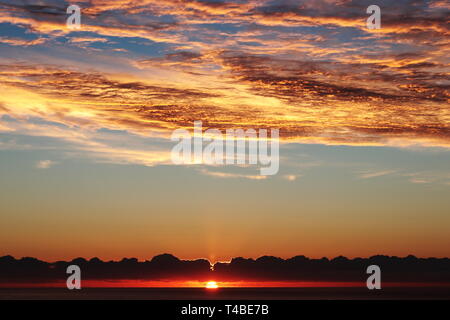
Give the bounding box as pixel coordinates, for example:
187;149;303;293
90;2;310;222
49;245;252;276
0;0;449;262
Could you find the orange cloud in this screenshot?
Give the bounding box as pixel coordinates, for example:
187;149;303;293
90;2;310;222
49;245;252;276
0;59;448;153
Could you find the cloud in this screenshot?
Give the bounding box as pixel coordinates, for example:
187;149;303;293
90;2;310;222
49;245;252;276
0;0;448;172
199;168;267;180
2;254;450;284
409;178;432;184
36;160;56;169
355;169;450;185
68;37;110;44
283;174;299;181
0;37;46;46
358;170;396;179
1;60;448;151
1;0;448;52
402;171;450;185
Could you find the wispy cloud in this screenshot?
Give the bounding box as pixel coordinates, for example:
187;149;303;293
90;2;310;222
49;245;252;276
199;168;267;180
36;160;56;169
402;171;450;185
282;174;300;181
0;60;448;150
358;170;397;179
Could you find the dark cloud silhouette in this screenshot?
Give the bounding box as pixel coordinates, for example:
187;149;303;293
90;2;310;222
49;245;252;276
214;255;450;282
1;254;450;284
0;254;211;283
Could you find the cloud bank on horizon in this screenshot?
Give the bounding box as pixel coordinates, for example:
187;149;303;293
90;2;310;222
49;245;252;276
2;253;450;284
0;0;449;168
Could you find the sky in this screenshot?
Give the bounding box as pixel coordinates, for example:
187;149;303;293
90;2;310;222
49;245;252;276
0;0;449;263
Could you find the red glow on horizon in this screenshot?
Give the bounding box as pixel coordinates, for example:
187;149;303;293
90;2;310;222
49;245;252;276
2;280;450;289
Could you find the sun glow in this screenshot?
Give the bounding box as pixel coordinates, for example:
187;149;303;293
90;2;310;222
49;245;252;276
205;281;219;289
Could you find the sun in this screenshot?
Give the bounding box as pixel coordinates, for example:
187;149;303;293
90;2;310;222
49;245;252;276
205;281;219;289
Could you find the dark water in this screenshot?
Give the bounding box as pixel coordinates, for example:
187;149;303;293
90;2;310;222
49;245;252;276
1;287;450;300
